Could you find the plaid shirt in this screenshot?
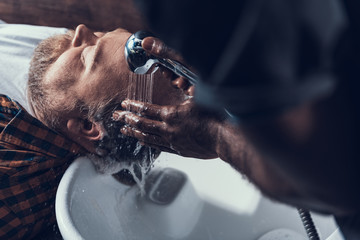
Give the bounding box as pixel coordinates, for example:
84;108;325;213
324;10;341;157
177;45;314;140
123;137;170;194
0;94;85;239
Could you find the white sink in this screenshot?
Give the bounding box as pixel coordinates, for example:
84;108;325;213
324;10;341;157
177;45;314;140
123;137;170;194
56;153;344;240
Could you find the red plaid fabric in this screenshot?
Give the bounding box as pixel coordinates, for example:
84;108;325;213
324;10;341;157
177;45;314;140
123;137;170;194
0;94;86;239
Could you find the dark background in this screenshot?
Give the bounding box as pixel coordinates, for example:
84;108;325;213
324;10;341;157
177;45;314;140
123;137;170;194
0;0;146;32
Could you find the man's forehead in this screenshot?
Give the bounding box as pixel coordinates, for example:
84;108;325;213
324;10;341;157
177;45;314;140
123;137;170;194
92;28;125;37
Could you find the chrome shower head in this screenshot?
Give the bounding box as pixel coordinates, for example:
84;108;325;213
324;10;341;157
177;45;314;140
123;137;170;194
124;30;198;85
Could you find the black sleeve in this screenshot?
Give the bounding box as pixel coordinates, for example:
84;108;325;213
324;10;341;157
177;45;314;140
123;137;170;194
134;0;346;121
336;214;360;240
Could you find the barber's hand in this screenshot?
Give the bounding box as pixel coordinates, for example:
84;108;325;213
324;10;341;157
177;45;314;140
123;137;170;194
112;99;221;159
142;36;184;63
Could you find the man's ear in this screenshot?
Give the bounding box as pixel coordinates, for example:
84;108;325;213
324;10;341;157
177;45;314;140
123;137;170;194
66;118;103;141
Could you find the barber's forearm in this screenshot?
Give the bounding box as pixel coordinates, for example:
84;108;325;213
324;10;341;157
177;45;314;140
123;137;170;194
236;94;360;215
215;120;249;172
214;120;300;200
213;105;358;215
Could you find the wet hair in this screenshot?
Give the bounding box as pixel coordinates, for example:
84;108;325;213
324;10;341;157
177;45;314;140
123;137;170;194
27;30;75;130
93;103;160;183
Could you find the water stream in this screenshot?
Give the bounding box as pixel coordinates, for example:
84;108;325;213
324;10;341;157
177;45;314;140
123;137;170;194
124;70;156;194
127;70;154;108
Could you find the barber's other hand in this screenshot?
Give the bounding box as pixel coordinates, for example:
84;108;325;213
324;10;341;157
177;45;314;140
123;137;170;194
142;36;195;95
113;99;221;159
142;36;185;63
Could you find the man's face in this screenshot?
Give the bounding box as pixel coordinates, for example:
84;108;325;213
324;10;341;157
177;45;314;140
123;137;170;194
42;24;186;168
46;24;184;117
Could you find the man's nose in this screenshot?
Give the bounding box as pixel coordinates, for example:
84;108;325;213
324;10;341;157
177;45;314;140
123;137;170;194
72;24;97;47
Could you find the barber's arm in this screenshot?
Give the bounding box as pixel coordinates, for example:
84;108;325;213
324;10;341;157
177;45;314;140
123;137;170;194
116;81;358;216
113;32;307;207
114;37;360;216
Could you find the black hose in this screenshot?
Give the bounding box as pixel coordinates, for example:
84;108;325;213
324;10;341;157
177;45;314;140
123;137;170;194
297;208;321;240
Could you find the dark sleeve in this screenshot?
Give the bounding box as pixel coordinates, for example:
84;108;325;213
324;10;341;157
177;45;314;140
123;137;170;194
336;214;360;240
135;0;346;121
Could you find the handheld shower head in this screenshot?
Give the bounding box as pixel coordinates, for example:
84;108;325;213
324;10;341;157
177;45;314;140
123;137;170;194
124;31;198;85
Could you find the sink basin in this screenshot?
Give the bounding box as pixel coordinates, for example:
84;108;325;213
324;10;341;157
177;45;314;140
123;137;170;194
56;153;344;240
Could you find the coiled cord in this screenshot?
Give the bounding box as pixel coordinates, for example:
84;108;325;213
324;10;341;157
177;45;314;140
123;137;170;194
297;208;320;240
